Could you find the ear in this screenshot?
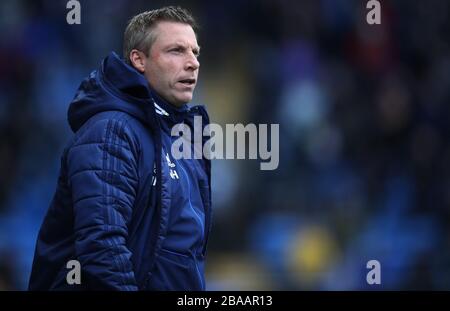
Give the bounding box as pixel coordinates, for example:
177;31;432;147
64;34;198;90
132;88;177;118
129;49;146;73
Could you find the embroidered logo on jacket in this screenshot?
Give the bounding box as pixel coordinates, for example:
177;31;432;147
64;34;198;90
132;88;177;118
166;153;179;180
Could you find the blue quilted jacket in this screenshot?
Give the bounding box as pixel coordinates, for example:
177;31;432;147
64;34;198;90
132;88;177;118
28;52;212;291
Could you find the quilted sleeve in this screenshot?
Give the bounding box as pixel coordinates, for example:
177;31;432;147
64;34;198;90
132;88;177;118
67;116;140;290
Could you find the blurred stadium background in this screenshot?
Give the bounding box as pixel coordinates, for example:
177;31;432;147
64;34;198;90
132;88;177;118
1;0;450;290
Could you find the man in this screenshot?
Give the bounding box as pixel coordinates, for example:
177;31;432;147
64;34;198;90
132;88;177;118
28;6;212;291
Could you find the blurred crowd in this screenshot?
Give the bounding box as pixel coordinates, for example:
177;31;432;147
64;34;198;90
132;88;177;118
1;0;450;290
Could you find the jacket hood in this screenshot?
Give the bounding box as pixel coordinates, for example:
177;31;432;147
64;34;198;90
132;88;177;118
68;51;193;132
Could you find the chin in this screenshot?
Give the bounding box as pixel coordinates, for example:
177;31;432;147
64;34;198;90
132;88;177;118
177;95;193;104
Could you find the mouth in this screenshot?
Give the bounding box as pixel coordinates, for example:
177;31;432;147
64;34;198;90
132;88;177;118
178;78;196;87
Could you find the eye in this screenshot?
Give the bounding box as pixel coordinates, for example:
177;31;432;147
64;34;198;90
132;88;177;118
169;47;184;54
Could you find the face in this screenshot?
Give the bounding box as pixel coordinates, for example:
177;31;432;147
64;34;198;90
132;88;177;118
142;21;200;107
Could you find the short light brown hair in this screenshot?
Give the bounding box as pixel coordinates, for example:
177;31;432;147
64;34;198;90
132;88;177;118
123;6;198;65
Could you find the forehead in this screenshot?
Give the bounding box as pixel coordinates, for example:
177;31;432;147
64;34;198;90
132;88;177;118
152;21;198;47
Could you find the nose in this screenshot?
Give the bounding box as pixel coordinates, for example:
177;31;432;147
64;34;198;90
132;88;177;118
185;52;200;71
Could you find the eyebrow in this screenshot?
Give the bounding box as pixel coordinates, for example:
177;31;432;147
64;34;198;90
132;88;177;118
168;43;201;54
